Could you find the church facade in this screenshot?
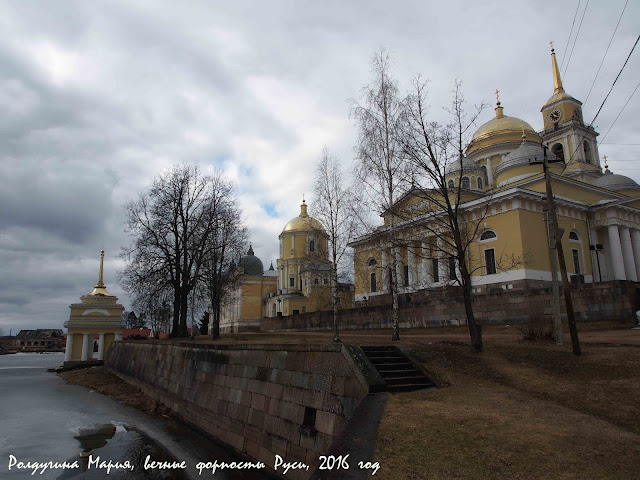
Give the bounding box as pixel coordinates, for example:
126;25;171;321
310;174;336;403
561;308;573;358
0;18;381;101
219;200;354;332
350;47;640;301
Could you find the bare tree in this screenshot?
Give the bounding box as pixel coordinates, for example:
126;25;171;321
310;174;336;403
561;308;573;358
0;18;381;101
201;202;247;340
312;147;356;342
352;49;410;341
121;164;239;337
400;79;489;350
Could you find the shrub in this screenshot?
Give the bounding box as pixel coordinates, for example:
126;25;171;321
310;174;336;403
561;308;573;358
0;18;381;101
520;314;556;342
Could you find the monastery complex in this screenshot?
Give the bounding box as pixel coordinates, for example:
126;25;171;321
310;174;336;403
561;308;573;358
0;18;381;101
223;46;640;332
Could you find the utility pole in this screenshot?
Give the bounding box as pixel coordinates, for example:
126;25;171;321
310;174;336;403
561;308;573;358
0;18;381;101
545;209;563;345
538;145;581;355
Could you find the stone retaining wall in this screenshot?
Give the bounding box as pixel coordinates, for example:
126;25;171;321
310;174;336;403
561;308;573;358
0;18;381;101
105;342;383;479
261;280;639;332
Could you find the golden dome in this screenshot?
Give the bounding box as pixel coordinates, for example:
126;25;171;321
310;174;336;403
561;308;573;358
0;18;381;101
281;200;325;234
472;111;537;141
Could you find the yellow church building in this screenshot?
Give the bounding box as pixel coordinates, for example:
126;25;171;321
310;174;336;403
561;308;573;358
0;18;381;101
219;200;354;332
350;46;640;301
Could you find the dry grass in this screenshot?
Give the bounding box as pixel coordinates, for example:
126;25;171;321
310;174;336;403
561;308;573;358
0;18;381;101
373;338;640;479
61;322;640;479
59;367;172;417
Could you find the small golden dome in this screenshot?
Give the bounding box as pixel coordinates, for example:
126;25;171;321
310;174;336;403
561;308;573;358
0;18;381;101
281;200;325;234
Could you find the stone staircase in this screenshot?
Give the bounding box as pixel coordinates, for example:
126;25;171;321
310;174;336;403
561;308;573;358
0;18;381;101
360;346;436;393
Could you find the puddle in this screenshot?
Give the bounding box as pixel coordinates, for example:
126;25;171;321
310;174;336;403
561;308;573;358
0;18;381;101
57;423;187;479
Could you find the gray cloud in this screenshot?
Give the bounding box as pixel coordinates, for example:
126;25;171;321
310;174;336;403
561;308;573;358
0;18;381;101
0;0;638;332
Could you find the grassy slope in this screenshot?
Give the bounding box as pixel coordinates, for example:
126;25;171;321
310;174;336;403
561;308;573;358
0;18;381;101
374;338;640;479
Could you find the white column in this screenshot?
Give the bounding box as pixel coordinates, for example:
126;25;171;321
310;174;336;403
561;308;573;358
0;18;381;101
115;332;122;342
619;226;638;281
81;333;90;361
408;244;416;287
97;334;105;360
436;237;445;283
631;229;640;282
486;157;493;187
607;225;626;280
64;333;73;362
589;228;601;282
382;247;390;291
420;241;429;287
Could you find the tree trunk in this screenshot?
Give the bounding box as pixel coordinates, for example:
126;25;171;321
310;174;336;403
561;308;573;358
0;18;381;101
332;268;340;343
211;296;221;340
171;291;181;337
178;290;189;337
460;264;482;351
390;245;400;341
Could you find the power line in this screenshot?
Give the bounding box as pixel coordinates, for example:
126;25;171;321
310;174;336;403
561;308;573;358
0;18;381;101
560;1;582;72
563;0;590;80
583;0;628;106
599;78;640;143
590;34;640;126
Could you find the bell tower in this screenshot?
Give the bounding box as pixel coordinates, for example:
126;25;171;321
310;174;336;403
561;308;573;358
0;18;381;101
540;42;602;182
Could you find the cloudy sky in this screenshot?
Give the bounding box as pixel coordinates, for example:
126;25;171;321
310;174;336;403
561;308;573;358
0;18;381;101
1;0;638;333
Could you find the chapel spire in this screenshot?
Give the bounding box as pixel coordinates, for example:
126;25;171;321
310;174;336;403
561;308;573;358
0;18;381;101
95;250;106;288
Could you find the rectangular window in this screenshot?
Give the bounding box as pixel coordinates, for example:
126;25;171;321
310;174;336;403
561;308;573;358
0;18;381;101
403;265;409;286
485;249;496;275
370;273;377;292
449;256;456;281
301;306;307;313
572;249;581;274
432;258;439;283
289;277;295;287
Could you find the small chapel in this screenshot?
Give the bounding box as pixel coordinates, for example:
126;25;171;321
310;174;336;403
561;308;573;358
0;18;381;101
64;250;124;366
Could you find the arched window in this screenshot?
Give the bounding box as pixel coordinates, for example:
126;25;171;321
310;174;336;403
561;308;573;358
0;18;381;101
480;230;497;241
314;278;319;285
551;143;565;163
448;179;455;189
368;258;377;267
583;142;593;164
477;177;483;190
370;273;377;292
569;231;580;241
461;177;470;189
309;239;315;252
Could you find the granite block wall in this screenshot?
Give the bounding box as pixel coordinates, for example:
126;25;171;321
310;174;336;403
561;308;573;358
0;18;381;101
261;280;639;332
105;342;380;480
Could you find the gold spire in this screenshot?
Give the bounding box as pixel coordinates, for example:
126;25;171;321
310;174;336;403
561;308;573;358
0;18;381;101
603;155;609;171
85;249;114;297
300;199;308;218
95;250;106;288
494;89;504;118
550;41;565;95
521;124;527;142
